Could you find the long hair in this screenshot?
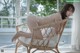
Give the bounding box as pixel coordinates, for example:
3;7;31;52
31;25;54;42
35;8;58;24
60;3;75;19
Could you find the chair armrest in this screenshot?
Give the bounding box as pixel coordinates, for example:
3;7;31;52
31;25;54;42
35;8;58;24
16;23;27;32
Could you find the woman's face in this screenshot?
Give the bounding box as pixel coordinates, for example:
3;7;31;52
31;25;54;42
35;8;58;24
66;8;74;17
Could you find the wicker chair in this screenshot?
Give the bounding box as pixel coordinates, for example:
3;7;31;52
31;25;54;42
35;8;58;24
12;15;67;53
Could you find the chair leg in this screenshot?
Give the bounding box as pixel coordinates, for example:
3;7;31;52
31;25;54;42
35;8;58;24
55;46;60;53
27;47;31;53
56;48;60;53
15;41;21;53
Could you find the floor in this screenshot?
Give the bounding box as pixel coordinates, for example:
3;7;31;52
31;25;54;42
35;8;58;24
0;35;80;53
0;48;80;53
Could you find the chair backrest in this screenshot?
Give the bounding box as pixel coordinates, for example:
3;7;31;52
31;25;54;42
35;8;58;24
45;20;67;47
27;15;67;41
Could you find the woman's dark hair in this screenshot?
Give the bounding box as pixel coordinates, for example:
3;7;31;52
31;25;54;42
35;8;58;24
60;3;75;19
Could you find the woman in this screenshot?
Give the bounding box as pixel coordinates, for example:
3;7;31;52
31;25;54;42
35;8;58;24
12;3;75;42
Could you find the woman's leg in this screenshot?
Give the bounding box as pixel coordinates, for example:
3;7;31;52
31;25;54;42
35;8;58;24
12;31;32;42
